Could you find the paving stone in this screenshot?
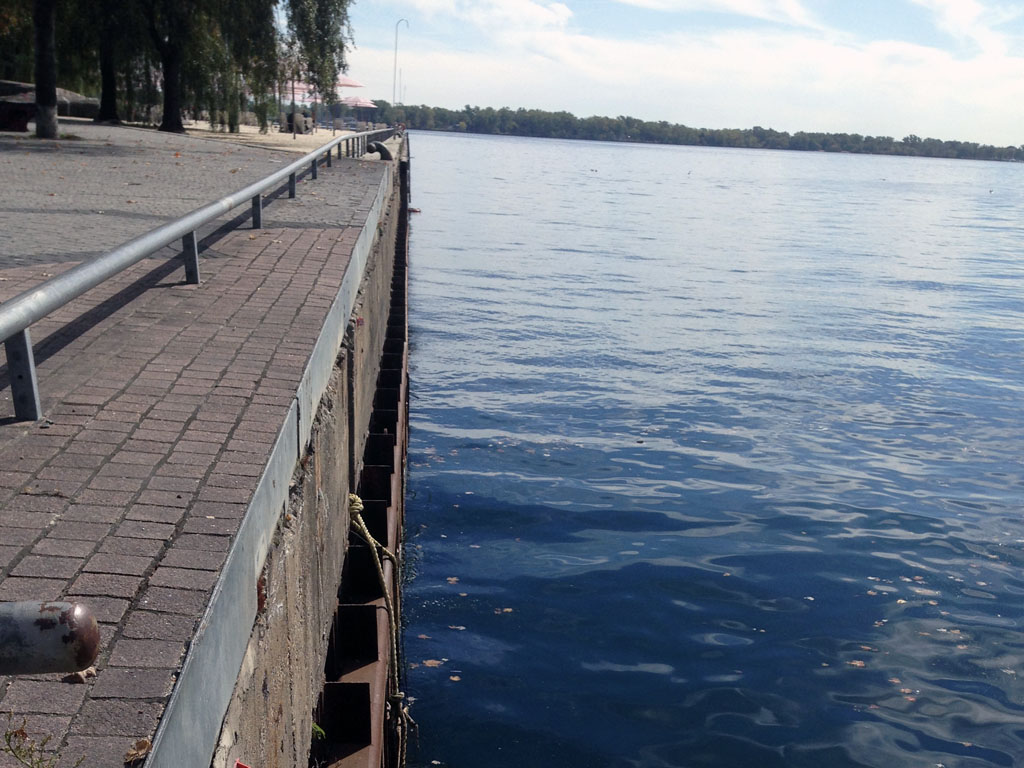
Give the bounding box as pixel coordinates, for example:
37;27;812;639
212;461;263;478
0;510;60;529
90;667;176;699
0;679;89;715
5;494;71;514
74;489;135;506
173;534;231;552
135;490;191;508
0;546;22;569
87;476;146;493
83;554;154;576
56;736;131;768
97;537;165;558
121;611;198;643
0;577;66;601
148;567;218;592
203;472;256;490
157;548;226;572
181;515;239;535
92;463;153;479
47;452;107;470
0;472;31;489
63;440;117;459
137;586;209;615
33;538;96;558
8;713;73;747
71;699;164;737
108;451;163;468
114;520;176;540
191;501;248;519
107;638;186;668
10;556;84;580
47;521;113;542
62;505;123;523
172;440;221;455
34;470;92;490
69;572;141;599
145;475;201;493
125;505;186;525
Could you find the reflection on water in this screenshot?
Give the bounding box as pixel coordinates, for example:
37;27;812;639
404;132;1024;767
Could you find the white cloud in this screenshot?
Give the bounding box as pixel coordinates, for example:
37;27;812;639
910;0;1008;55
612;0;819;28
462;0;573;48
349;0;1024;146
400;0;458;15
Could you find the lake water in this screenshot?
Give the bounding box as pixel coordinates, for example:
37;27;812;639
402;131;1024;768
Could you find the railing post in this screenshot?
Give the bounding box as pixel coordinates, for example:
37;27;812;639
4;329;42;421
289;172;296;198
181;232;200;285
326;150;332;168
251;194;262;229
311;156;318;180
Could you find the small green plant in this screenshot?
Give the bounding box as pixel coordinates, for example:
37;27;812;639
311;722;327;741
2;713;83;768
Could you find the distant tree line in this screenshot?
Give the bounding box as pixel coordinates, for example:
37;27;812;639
376;102;1023;162
1;0;353;137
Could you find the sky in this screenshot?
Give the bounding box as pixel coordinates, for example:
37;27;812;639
343;0;1024;146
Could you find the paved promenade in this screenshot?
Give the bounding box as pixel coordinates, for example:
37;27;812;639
0;120;395;766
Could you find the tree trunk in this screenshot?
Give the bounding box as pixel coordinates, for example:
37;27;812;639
158;42;184;132
95;34;120;123
33;0;58;139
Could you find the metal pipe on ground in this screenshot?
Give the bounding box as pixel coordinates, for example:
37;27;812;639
366;142;392;161
0;601;101;675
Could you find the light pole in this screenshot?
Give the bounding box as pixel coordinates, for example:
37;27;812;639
393;18;409;106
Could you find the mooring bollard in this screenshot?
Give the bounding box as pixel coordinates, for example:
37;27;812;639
0;601;100;675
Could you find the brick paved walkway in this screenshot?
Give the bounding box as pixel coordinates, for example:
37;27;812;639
0;120;394;766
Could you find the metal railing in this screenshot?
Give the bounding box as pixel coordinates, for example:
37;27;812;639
0;127;396;421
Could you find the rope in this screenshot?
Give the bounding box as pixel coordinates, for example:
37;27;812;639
348;494;417;765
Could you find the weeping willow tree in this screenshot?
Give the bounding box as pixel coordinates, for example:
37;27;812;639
24;0;353;136
143;0;348;132
285;0;353;111
221;0;278;132
0;0;33;82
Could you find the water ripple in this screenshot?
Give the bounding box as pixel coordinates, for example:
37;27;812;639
404;132;1024;768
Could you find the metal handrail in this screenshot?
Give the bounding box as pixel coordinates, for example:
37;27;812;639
0;126;396;420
